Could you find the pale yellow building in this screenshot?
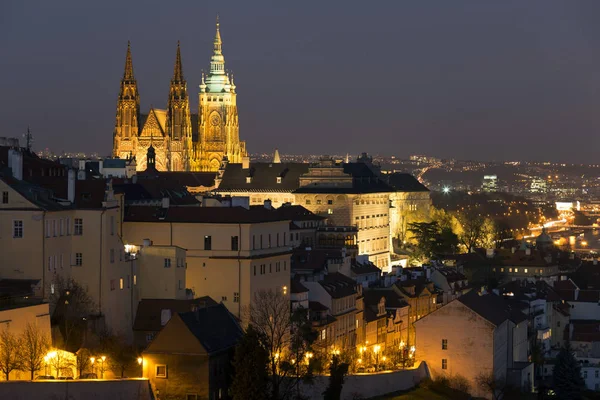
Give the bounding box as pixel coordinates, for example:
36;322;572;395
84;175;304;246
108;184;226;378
112;19;246;172
129;243;187;301
122;204;291;318
415;291;532;399
0;154;136;339
215;156;430;272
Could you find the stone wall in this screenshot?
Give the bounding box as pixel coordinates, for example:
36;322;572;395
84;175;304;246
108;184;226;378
0;379;152;400
299;362;429;400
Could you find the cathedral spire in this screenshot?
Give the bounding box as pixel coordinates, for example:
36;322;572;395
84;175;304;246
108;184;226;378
123;41;135;80
273;149;281;164
173;41;184;82
210;15;225;76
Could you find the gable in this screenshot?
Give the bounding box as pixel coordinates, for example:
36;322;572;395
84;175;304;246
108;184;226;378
0;179;39;209
414;298;496;331
140;108;166;137
144;314;207;355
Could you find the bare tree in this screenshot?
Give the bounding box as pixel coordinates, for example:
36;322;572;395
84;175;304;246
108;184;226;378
20;322;50;379
47;350;74;378
75;348;92;378
458;210;486;253
476;371;511;400
50;277;95;352
0;328;22;380
246;289;316;400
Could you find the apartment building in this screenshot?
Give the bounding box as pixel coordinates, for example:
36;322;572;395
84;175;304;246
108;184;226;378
0;151;136;338
415;290;532;399
122;204;292;319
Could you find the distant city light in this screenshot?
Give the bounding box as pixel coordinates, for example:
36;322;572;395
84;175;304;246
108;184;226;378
442;186;451;194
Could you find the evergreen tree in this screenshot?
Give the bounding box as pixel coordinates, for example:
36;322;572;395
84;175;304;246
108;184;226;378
322;355;349;400
552;342;585;400
231;324;269;400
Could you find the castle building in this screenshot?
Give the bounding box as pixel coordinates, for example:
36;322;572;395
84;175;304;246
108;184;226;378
112;18;247;172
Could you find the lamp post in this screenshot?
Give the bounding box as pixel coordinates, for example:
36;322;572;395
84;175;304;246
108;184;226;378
137;357;143;377
373;345;381;372
90;357;95;377
43;355;49;376
100;356;106;379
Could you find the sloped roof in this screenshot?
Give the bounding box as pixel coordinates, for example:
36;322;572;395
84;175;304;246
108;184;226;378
291;279;309;293
386;173;429;192
291;248;344;272
320;272;357;299
0;175;68;211
133;297;217;332
137;170;216;189
216;162;309;192
457;290;528;327
351;261;381;276
570;262;600;291
178;303;243;354
364;289;409;309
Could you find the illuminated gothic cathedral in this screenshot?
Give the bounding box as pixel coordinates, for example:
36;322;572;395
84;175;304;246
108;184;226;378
112;19;247;172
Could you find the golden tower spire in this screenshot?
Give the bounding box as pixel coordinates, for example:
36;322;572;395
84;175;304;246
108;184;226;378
123;41;134;80
173;40;183;82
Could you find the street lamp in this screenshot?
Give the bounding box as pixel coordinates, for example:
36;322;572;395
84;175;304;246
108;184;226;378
100;356;106;379
43;355;49;376
137;357;143;377
90;357;95;376
373;345;381;371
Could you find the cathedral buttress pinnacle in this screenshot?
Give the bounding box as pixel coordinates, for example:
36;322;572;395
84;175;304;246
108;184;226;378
113;41;140;158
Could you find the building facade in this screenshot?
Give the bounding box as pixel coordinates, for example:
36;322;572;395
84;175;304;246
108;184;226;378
112;19;247;172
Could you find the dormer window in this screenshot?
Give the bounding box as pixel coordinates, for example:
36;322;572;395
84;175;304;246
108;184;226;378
246;176;252;183
277;177;282;184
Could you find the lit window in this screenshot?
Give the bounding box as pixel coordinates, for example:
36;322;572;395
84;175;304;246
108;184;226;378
276;177;282;184
119;278;124;290
133;275;137;286
13;220;23;238
283;286;288;295
515;268;519;273
316;199;322;205
155;365;167;378
328;209;333;215
524;268;528;273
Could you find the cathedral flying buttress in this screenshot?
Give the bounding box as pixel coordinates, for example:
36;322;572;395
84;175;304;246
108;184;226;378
112;18;247;172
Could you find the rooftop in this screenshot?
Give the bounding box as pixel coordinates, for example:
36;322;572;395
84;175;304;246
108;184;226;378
457;290;528;326
124;205;293;224
133;297;218;332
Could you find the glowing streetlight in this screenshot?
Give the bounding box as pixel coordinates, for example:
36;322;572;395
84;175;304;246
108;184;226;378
137;357;142;365
442;186;451;194
373;345;381;371
100;356;106;379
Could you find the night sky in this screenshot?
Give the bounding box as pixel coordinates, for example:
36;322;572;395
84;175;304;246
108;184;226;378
2;1;600;162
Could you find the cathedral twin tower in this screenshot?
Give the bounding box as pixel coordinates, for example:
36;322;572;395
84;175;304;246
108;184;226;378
112;19;247;172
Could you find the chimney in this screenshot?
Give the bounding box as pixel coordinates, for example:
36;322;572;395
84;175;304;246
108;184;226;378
264;199;272;210
594;259;598;266
486;248;494;258
570;252;575;260
68;169;76;203
511;247;516;254
525;248;531;256
8;148;23;180
132;174;138;184
242;156;250;169
162;197;170;209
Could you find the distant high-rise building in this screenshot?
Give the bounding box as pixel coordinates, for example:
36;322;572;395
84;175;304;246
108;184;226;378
112;18;247;172
482;175;498;192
